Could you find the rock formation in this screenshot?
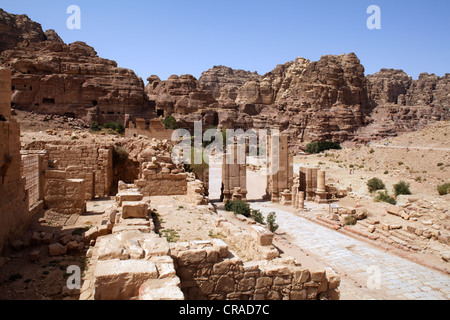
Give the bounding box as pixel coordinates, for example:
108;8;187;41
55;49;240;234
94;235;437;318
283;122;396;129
0;10;154;126
1;8;448;148
0;8;47;52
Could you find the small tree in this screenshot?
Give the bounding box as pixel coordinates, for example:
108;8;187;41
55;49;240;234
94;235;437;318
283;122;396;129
162;115;178;130
393;181;411;196
367;178;385;193
266;212;279;233
306;141;341;154
437;183;450;196
224;200;251;217
89;121;101;132
250;209;265;224
374;191;397;205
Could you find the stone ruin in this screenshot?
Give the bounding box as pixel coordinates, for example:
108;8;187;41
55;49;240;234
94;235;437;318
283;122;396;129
0;67;29;253
125;118;174;141
79;198;340;300
0;67;341;300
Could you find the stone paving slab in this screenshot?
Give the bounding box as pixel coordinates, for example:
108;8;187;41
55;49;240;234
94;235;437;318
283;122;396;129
250;202;450;300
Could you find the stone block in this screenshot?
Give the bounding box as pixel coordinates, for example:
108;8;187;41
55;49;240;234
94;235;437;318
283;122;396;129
140;234;170;258
116;190;144;206
251;225;274;246
139;277;184;300
94;259;158;300
122;201;148;219
49;243;67;256
29;250;40;262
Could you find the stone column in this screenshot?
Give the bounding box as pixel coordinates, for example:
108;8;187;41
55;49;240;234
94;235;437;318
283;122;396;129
315;170;328;204
317;170;326;193
299;191;305;210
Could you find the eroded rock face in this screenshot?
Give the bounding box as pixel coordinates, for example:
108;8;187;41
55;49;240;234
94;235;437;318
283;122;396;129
144;53;448;150
1;8;448;147
0;8;46;52
1;40;151;124
357;70;450;143
198;65;261;104
0;10;153;125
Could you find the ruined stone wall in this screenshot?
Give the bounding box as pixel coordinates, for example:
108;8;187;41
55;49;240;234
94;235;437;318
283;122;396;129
45;143;113;197
44;170;86;215
20;150;47;210
170;240;340;300
0;67;29;252
66;166;95;200
134;156;187;196
125;118;174;141
134;170;187;196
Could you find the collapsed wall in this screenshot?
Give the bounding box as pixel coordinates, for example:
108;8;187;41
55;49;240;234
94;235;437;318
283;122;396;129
80;195;340;300
0;67;29;252
29;142;114;198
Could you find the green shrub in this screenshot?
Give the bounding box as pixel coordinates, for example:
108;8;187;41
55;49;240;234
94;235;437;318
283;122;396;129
89;121;101;132
375;191;397;205
162;115;178;130
266;212;279;233
393;181;412;196
437;183;450;196
103;121;125;134
367;178;385;193
250;209;265;224
305;141;341;154
344;215;357;226
224;200;251;217
225;200;233;212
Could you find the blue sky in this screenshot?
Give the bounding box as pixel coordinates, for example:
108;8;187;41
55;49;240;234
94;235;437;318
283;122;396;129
1;0;449;83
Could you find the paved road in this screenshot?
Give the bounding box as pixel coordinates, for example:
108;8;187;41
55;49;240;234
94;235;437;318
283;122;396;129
250;202;450;300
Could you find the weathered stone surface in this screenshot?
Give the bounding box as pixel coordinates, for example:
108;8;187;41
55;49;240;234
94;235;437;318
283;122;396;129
94;259;158;300
138;277;184;300
0;10;151;125
251;225;274;247
121;201;148;219
48;243;67;256
0;9;47;52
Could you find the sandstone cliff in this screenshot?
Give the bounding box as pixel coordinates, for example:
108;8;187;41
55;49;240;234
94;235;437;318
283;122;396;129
1;9;448;148
0;10;153;125
0;8;47;52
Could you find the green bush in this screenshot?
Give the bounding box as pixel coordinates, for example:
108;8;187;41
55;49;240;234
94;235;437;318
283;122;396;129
344;215;357;226
224;200;251;217
250;209;265;224
367;178;385;193
162;115;178;130
89;121;101;132
374;191;397;205
224;200;233;212
393;181;412;196
103;121;125;134
305;141;341;154
437;183;450;196
266;212;279;233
